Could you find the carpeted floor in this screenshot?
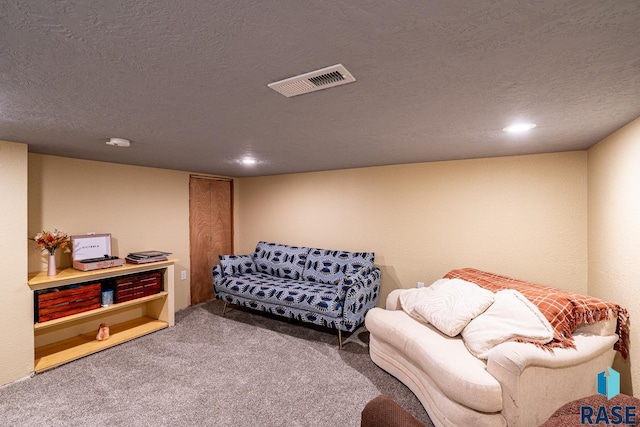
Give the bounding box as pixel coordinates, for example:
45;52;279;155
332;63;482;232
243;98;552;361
1;299;433;427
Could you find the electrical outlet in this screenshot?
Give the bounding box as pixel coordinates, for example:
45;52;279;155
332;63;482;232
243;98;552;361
180;270;187;280
417;282;424;288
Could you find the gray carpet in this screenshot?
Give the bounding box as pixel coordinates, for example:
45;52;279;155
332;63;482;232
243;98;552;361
0;300;433;427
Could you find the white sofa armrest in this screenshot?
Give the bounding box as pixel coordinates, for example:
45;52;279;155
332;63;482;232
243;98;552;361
385;289;404;311
487;333;618;377
487;333;618;427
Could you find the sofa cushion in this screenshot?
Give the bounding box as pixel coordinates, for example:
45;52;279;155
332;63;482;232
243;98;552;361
253;241;309;280
219;254;257;276
303;248;375;285
365;308;503;413
217;272;343;317
462;289;554;359
412;279;495;337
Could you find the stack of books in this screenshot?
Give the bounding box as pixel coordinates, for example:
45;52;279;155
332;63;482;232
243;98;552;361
125;251;172;264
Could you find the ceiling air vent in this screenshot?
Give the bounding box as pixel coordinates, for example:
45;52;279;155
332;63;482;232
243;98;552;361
267;64;356;97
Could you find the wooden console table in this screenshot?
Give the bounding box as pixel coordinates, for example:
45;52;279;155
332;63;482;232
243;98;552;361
28;259;176;373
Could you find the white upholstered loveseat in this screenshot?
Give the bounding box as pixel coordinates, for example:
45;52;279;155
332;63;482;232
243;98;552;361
365;268;629;427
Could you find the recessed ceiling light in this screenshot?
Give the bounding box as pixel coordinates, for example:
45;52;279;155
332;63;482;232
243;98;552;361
240;158;257;165
106;137;131;147
503;123;537;133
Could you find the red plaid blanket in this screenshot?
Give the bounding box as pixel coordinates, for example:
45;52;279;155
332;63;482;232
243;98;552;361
444;268;629;359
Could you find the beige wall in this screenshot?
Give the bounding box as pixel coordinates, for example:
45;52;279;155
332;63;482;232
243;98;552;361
28;154;192;311
3;128;632;395
588;117;640;396
0;141;33;386
235;151;588;304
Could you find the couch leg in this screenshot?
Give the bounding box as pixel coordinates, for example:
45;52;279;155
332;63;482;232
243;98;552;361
222;302;228;316
338;329;343;349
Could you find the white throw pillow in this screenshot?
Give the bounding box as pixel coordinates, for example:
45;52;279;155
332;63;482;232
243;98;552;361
398;279;450;325
462;289;554;359
413;279;495;337
399;287;432;324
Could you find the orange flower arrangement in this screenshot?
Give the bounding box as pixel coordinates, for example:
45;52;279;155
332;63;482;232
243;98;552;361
32;228;70;255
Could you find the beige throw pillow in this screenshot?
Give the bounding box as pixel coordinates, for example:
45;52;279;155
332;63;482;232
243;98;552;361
399;287;432;325
412;278;495;337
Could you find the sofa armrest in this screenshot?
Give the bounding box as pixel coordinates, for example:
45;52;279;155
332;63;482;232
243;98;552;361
212;264;224;281
361;395;426;427
217;254;256;277
487;333;618;426
213;254;255;293
487;333;618;377
342;268;382;331
385;289;404;311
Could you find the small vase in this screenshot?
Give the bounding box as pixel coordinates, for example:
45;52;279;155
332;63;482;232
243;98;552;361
47;252;57;276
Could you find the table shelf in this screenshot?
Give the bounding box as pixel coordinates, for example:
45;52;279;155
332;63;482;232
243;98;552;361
35;317;168;372
34;291;169;331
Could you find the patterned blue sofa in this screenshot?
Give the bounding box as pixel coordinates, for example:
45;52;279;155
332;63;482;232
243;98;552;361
212;241;381;347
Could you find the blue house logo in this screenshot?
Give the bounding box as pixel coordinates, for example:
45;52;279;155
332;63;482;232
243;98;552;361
598;367;621;400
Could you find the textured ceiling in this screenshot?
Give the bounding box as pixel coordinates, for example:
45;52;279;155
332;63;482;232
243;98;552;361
1;1;639;177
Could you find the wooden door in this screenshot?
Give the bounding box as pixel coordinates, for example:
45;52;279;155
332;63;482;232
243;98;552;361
189;176;232;305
